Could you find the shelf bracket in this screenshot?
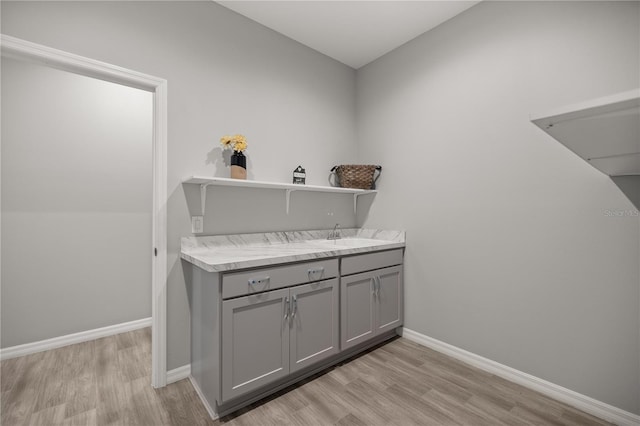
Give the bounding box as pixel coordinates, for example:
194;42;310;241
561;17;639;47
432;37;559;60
200;183;214;216
353;192;372;214
285;189;298;215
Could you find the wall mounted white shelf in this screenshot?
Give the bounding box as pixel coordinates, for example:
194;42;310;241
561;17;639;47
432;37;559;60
531;89;640;176
183;176;376;215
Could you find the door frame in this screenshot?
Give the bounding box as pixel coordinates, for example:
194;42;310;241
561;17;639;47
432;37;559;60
0;34;169;388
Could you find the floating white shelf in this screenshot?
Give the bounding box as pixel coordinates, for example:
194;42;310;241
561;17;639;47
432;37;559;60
531;89;640;176
183;176;377;215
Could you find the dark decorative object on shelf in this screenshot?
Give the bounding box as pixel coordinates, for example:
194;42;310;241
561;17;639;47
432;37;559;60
293;165;306;184
230;151;247;180
220;134;248;180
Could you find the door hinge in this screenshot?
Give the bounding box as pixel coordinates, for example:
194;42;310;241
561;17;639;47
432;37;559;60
154;248;158;257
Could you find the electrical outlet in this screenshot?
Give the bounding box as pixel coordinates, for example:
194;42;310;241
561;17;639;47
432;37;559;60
191;216;204;234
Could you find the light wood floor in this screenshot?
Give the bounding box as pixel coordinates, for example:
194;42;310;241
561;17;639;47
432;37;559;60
1;327;610;426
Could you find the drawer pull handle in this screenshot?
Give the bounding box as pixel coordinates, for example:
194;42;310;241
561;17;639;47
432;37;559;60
284;297;289;319
291;295;298;318
307;267;325;280
248;276;270;286
372;276;380;298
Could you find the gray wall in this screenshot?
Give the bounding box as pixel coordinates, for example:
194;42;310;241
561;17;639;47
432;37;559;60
1;1;358;368
356;1;640;415
1;58;153;346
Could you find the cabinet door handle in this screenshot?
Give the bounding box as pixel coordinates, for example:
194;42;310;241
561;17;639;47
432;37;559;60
248;276;270;286
307;267;324;281
375;276;380;298
291;295;298;318
371;278;377;299
284;297;289;319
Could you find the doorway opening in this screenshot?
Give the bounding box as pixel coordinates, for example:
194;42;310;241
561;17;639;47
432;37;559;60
0;34;168;388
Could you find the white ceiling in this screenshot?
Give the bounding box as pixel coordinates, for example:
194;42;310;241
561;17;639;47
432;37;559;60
216;1;480;69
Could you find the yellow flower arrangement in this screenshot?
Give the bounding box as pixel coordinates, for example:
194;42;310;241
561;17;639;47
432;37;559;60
220;134;248;152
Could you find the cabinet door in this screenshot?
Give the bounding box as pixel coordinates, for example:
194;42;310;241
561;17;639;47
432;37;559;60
289;279;339;373
375;265;403;334
221;288;290;402
341;271;376;350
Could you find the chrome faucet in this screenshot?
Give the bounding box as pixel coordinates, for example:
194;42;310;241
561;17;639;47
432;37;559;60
327;223;341;240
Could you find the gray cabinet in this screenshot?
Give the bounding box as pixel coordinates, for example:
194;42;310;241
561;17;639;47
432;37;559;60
341;253;403;351
341;270;375;349
189;248;403;417
221;288;290;402
290;280;340;373
375;266;403;334
221;278;339;402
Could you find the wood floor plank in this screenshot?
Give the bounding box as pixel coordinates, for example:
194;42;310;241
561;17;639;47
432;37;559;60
266;385;309;413
464;395;532;426
335;412;368;426
422;389;499;426
31;377;67;413
95;335;118;377
322;375;396;425
560;407;613;426
62;339;95;380
431;367;517;413
5;351;48;422
511;404;568;426
1;386;39;426
359;350;433;394
297;381;351;424
170;379;217;426
128;376;171;425
1;355;25;393
27;402;67;425
115;329;137;351
225;404;276;426
385;383;464;425
1;330;614;426
154;378;192;426
63;372;97;419
418;370;474;404
62;409;98;426
95;373;127;425
248;399;292;426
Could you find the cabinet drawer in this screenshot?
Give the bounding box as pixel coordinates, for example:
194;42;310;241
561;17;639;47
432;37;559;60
341;249;403;276
222;258;339;299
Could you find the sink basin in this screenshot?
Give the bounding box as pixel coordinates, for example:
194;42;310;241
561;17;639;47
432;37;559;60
307;238;392;249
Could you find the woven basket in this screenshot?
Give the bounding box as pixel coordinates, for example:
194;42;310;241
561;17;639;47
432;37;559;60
330;165;382;190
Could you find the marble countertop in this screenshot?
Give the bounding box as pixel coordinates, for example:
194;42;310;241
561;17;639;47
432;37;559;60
180;228;405;272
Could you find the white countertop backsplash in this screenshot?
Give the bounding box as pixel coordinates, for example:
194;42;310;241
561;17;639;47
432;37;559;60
180;228;405;272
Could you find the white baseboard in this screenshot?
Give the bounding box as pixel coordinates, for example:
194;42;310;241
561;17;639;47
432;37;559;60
167;364;191;384
0;317;152;361
189;375;219;420
402;328;640;426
